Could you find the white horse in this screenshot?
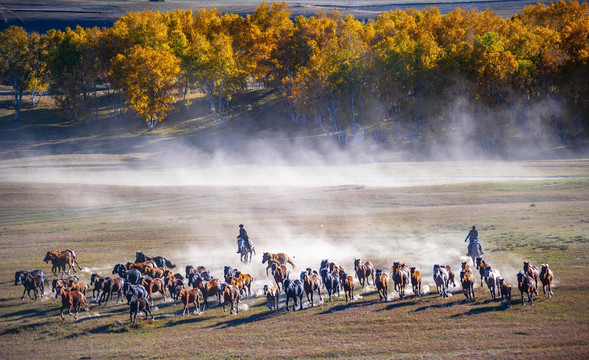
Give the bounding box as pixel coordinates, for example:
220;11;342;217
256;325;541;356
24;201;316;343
433;264;449;298
484;264;501;300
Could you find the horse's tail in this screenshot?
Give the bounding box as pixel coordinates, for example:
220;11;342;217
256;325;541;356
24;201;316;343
165;259;176;269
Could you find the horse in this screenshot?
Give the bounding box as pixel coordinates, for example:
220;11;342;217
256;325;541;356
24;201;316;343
540;264;554;298
320;267;340;302
91;274;110;300
129;297;154;324
300;270;322;306
339;270;354;302
140;276;167;304
239;239;256;264
444;265;456;289
229;276;245;295
14;269;44;286
113;265;142;285
375;269;389;301
51;276;79;292
143;265;165;279
186;265;209;279
517;271;536;305
460;270;475;301
168;278;184;304
135;251;176;269
433;264;449;298
264;284;279;312
467;240;483;268
191;275;222;310
354;259;374;288
179;288;201;316
56;287;87;321
124;283;148;305
475;257;487;287
410;267;422;297
271;263;290;292
523;261;540;295
283;278;304;311
43;250;80;278
498;277;512;307
390;262;410;299
263;252;295;276
20;273;45;300
484;264;501;300
221;283;241;314
99;277;125;306
233;270;253;296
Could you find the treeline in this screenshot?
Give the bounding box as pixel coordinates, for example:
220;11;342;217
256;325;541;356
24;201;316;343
0;1;587;146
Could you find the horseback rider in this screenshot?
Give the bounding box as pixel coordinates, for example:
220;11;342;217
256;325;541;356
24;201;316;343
236;224;251;253
465;225;484;256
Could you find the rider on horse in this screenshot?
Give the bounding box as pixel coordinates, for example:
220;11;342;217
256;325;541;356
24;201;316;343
236;224;252;254
465;225;484;256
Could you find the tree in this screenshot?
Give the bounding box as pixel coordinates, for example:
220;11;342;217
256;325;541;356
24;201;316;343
0;26;35;120
110;45;180;131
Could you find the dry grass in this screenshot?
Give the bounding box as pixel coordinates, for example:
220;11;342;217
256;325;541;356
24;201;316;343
0;163;588;359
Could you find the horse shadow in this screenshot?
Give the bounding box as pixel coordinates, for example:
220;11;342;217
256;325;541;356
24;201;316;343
448;304;500;318
0;306;58;320
317;300;366;315
378;299;419;312
165;314;213;327
206;311;277;329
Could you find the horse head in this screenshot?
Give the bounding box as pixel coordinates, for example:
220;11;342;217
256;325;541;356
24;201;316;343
354;259;360;271
262;252;269;264
43;252;52;263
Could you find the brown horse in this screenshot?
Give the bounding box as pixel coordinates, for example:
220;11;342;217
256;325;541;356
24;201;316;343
43;250;81;278
339;270;354;302
523;261;540;295
390;262;410;299
301;270;322;306
498;277;512;307
354;259;374;288
375;269;389;301
192;276;222;310
264;284;279;312
235;270;253;296
179;288;201;316
99;277;125;306
221;283;241;314
143;265;165;279
540;264;554;298
410;267;422;297
263;252;295;276
140;277;167;303
271;263;290;291
460;270;475;301
129;297;154;324
475;257;487;287
56;287;87;321
517;271;536;305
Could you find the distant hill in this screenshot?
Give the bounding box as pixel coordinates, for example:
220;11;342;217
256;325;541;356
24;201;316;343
0;0;554;33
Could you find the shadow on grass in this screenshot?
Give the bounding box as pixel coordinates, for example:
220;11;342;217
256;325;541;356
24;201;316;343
378;299;419;312
448;304;501;317
317;299;368;315
206;310;277;329
166;315;213;326
0;306;58;320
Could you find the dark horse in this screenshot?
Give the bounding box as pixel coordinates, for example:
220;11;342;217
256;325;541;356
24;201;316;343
354;259;374;288
135;251;176;269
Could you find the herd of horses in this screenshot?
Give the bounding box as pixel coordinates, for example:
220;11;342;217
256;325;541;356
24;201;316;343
14;248;555;323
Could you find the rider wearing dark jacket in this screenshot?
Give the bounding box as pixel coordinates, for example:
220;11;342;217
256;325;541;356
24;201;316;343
465;225;484;256
236;224;250;253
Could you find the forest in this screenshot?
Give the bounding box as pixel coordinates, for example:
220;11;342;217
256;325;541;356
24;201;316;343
0;0;587;147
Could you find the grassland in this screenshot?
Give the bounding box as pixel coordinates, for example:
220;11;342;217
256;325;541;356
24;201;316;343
0;161;588;359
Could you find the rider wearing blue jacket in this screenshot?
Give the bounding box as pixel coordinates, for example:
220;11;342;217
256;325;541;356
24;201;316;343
465;225;484;256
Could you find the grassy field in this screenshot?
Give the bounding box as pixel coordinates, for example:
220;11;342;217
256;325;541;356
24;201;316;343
0;159;588;359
